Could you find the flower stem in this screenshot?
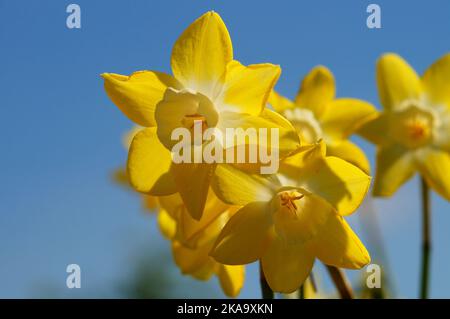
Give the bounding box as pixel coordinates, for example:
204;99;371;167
420;177;431;299
326;265;354;299
259;261;274;299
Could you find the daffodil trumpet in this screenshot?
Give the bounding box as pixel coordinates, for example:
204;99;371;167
170;119;280;174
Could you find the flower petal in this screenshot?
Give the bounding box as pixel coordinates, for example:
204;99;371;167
157;209;177;239
217;109;301;164
315;157;371;216
172;241;216;280
102;71;180;127
357;113;390;146
211;201;273;265
326;141;371;174
127;127;177;195
294;66;335;119
422;53;450;107
417;148;450;200
171;11;233;97
281;144;370;216
217;60;281;115
261;232;315;293
321;98;377;142
170;162;216;220
373;145;416;197
217;265;245;298
377;53;422;110
269;91;296;113
212;164;277;206
307;213;370;269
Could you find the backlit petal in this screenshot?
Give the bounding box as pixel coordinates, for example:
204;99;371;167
377;53;422;110
321;98;377;142
171;11;233;97
261;232;315;293
417;148;450;200
307;213;370;269
211;201;273;265
102;71;180;127
373;145;416;197
212;164;277;206
217;265;245;298
217;60;281;115
127;127;177;195
294;66;335;119
326;141;371;174
422;53;450;107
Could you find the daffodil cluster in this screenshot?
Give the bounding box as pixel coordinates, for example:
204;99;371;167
103;11;379;296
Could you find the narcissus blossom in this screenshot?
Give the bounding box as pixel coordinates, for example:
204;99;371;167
157;190;245;298
102;11;299;220
210;142;371;293
359;53;450;200
269;66;377;173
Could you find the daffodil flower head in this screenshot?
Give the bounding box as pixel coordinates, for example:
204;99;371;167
359;53;450;200
101;11;301;220
210;141;371;293
269;66;377;174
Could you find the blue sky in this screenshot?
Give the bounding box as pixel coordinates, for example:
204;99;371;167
0;0;449;298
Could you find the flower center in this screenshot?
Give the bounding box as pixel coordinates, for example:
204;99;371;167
277;191;305;219
390;100;435;149
283;108;322;143
182;114;209;134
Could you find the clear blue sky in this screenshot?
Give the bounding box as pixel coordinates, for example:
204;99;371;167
0;0;449;298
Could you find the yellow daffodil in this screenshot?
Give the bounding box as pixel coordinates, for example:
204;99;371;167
102;11;300;220
359;53;450;200
210;142;371;293
157;191;245;298
269;66;377;174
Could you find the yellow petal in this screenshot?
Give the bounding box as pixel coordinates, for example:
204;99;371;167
217;109;301;164
268;91;296;113
171;11;233;97
170;162;216;220
178;190;229;247
294;66;335;119
417;148;450;200
217;265;245;297
172;241;216;280
293;157;370;216
357;113;390;146
143;195;159;211
211;201;273;265
307;213;370;269
377;53;422;110
127;127;177;195
102;71;180;127
326;141;371;174
373;145;416;197
157;209;177;239
321;98;377;142
261;232;315;293
422;53;450;107
217;60;281;116
212;164;277;206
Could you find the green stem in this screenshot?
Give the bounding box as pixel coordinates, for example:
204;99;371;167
259;261;274;299
420;177;431;299
326;265;354;299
